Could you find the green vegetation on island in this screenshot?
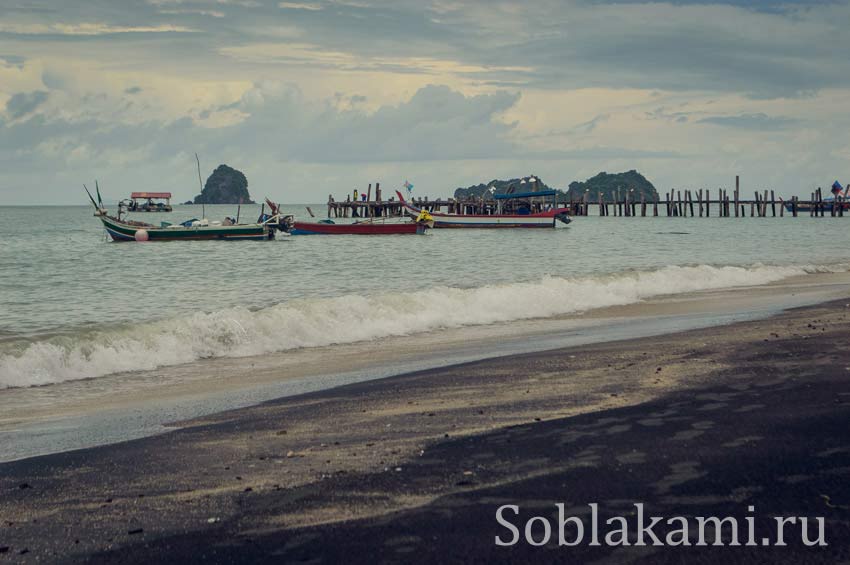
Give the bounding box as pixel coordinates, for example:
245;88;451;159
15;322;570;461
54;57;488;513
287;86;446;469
453;176;553;200
192;164;254;205
453;170;658;202
564;170;659;201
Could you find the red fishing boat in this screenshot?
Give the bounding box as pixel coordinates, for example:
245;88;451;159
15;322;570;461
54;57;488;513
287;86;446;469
265;198;432;235
291;218;431;235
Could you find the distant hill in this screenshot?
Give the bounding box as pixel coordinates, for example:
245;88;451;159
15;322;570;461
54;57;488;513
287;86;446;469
454;176;553;200
564;170;658;201
192;164;254;204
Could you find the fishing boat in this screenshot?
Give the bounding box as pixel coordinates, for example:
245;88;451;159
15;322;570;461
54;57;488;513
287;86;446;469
98;214;289;241
86;188;292;241
291;211;432;235
291;218;430;235
783;199;850;213
783;182;850;213
396;190;571;228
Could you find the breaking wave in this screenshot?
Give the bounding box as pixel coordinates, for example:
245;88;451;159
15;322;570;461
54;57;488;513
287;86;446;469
0;263;840;388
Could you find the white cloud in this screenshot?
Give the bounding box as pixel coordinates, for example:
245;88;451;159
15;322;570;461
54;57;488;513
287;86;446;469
0;22;196;35
278;2;324;10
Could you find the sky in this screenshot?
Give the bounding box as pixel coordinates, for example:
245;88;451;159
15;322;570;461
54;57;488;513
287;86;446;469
0;0;849;204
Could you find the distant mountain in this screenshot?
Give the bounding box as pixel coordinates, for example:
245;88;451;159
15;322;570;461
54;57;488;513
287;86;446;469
454;176;552;200
192;164;254;204
564;170;658;201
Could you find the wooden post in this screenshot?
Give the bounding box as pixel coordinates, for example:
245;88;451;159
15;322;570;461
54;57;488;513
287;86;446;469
653;193;658;216
734;187;738;218
706;189;710;217
770;190;776;217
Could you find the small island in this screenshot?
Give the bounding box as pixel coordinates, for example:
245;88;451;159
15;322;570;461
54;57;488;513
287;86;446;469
564;170;658;201
453;171;658;202
191;164;255;204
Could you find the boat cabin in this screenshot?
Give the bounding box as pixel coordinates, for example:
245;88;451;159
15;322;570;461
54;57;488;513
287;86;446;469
127;192;173;212
493;189;559;215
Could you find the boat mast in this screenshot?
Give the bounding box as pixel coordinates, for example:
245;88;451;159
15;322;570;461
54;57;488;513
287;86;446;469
195;153;205;220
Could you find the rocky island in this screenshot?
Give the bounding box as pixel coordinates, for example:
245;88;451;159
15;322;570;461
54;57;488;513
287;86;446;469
563;170;658;201
191;164;255;204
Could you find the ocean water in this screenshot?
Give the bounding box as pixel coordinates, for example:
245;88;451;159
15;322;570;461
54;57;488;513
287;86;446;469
1;203;849;390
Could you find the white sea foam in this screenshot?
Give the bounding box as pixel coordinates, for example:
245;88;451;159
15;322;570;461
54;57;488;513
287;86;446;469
0;263;840;388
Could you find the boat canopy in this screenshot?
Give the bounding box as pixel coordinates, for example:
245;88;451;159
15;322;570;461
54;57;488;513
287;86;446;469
131;192;172;199
493;190;557;200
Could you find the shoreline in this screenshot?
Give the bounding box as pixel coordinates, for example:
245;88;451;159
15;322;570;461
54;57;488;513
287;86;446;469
2;270;850;462
2;294;850;561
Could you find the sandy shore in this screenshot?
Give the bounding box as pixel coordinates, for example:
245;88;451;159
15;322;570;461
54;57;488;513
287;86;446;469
2;291;850;562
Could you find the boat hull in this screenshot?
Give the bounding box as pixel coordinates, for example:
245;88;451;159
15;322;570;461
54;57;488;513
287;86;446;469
784;201;850;213
100;215;271;241
395;191;570;228
291;221;425;235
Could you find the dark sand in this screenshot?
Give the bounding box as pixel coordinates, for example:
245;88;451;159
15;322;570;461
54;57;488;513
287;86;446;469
2;300;850;563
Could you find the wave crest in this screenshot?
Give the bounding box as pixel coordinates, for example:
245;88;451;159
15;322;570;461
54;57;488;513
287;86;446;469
0;263;829;388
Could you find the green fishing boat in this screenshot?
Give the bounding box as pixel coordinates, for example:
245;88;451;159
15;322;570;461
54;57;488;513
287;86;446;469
85;185;292;242
99;214;285;241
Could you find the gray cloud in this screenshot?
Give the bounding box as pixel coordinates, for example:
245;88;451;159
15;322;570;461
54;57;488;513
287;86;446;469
698;113;798;129
213;83;521;162
2;0;848;97
0;0;848;204
5;91;49;119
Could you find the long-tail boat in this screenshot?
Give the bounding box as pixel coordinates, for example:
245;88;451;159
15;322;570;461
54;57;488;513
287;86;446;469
396;190;571;228
291;212;433;235
87;188;292;241
99;214;286;241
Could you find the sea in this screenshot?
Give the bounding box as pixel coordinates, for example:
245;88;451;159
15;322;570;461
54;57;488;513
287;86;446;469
1;203;849;390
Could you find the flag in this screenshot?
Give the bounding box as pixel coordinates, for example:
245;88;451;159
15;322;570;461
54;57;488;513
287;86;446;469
403;180;414;194
832;180;843;195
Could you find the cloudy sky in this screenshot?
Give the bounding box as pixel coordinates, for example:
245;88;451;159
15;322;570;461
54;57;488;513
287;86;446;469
1;0;848;204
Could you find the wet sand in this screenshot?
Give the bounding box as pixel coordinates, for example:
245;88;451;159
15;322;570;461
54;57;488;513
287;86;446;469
2;294;850;562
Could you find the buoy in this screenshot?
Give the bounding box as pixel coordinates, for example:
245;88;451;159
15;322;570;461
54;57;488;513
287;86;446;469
134;229;149;242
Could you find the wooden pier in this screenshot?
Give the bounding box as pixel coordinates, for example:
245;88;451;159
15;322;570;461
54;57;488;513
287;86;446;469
327;178;848;219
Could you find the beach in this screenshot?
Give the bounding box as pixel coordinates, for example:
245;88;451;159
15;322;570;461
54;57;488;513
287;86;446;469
2;283;850;562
